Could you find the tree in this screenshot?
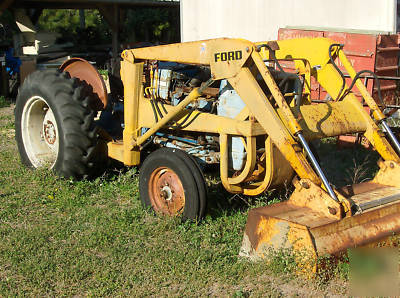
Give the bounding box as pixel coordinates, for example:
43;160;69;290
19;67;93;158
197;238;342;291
37;7;179;46
38;9;111;45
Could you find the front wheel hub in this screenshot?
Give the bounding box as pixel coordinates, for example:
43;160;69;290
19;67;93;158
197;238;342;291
148;167;185;215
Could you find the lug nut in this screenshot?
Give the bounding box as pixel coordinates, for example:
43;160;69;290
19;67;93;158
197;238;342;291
328;207;337;215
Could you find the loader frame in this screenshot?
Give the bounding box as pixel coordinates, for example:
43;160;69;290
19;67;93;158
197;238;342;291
109;37;400;196
106;37;400;263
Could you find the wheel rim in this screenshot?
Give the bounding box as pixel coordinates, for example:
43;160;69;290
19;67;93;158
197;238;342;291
21;96;60;168
148;167;186;216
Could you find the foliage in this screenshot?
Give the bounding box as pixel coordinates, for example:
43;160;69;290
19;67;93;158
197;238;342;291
121;8;178;43
0;96;10;108
98;69;108;80
37;8;179;45
37;9;111;45
0;10;18;45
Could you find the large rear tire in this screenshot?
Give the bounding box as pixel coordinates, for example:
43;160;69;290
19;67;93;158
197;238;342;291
15;70;99;179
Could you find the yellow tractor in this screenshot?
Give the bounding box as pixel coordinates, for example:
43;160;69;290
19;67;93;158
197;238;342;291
14;37;400;267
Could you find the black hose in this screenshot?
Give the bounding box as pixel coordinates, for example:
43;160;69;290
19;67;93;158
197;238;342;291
160;100;169;114
140;134;155;150
270;69;303;109
328;43;346;101
170;78;214;129
142;100;158;150
257;44;285;72
149;99;159;123
169;109;194;129
339;70;385;108
278;76;289;89
153;99;164;119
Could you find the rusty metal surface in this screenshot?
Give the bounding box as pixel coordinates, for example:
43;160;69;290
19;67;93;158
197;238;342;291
60;58;108;110
180;86;219;97
374;34;399;105
313;201;400;255
338;182;387;197
349;186;400;207
241;184;400;262
148;167;185;216
291;99;367;140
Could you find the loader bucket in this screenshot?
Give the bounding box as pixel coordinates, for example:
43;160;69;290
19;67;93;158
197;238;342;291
240;163;400;271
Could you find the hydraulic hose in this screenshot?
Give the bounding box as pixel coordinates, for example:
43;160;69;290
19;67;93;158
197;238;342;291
257;44;304;111
269;69;303;113
328;43;346;101
339;69;385;108
257;44;285;72
150;99;159;123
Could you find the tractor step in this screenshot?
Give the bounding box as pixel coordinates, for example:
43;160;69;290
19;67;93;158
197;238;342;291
352;186;400;213
339;183;400;214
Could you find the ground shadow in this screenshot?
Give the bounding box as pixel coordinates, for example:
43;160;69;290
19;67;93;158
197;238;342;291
203;139;381;220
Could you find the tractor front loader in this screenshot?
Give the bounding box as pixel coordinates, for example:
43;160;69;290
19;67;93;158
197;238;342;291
15;37;400;267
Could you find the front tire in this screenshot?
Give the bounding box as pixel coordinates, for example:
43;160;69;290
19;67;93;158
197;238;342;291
139;148;207;221
15;70;98;179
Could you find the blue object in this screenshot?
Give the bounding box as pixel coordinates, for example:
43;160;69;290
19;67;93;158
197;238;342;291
5;48;21;75
218;80;247;171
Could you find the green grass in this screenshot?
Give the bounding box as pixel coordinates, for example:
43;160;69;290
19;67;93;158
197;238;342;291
0;105;353;296
0;96;11;108
98;69;109;80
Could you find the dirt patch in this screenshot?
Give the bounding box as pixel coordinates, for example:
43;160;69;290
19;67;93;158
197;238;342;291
0;104;14;117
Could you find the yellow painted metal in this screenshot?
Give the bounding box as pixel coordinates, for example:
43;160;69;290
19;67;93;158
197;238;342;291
261;38;335;69
107;142;124;162
220;135;294;196
219;134;243;193
338;50;385;121
243;137;275;196
136;93;368;141
240;178;343;267
373;160;400;186
240;193;400;265
227;137;257;185
234;107;250;121
116;37;400;195
120;58;142;166
117;37;400;191
291;98;367;140
134;87;201;146
136;99;267;136
228;66;321;184
115;37;400;267
251;51;303;135
123;38;254;80
242;137;294;196
258;37;400;163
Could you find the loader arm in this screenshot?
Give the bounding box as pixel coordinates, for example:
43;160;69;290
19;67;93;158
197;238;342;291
124;38;324;191
125;37;399;198
257;38;400;162
119;37;400;269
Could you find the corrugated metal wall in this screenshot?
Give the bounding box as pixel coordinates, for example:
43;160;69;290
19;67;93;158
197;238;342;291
181;0;397;42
